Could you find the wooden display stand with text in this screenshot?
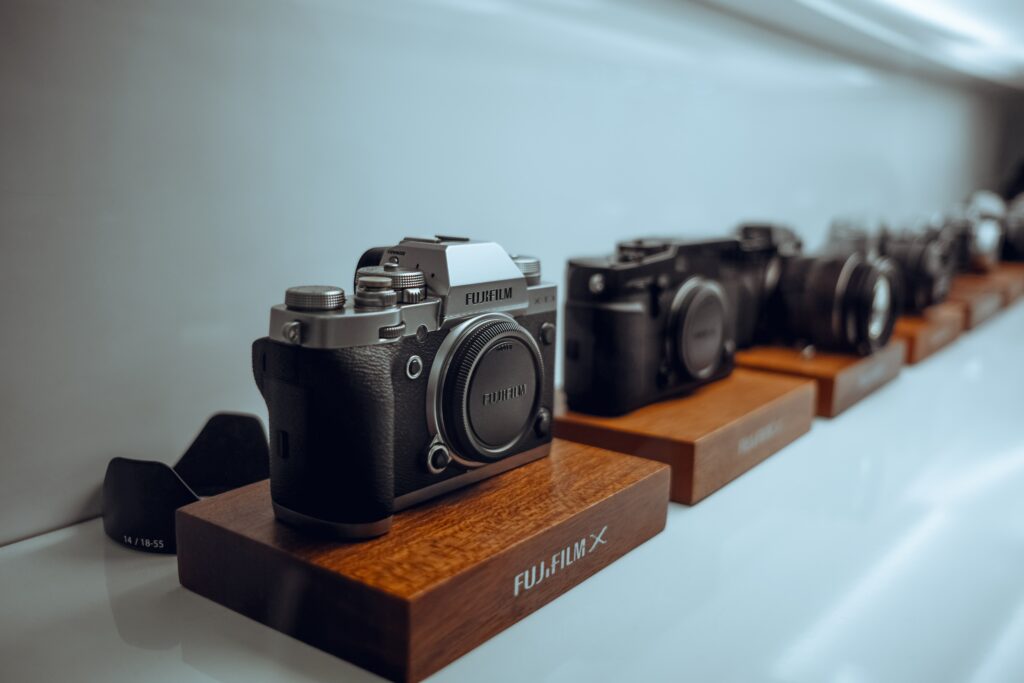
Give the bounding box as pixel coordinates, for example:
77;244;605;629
892;302;964;364
176;439;670;683
553;368;816;505
735;340;905;417
990;263;1024;304
947;274;1007;328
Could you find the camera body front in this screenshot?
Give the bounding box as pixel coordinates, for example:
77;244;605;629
253;237;556;538
564;238;740;416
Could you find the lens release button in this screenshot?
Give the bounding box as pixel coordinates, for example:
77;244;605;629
427;444;451;474
534;408;551;438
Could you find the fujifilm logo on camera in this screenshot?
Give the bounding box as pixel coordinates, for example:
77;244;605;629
482;383;527;406
465;286;513;306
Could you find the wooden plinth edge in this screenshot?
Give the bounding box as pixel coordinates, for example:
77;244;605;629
892;301;964;364
948;274;1008;328
735;340;905;417
553;368;815;504
176;439;669;683
991;263;1024;303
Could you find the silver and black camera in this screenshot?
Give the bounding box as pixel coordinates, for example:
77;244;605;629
252;237;557;539
827;217;955;314
943;190;1005;272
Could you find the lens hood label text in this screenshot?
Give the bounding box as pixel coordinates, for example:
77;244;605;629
122;535;166;550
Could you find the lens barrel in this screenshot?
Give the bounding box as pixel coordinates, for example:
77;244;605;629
783;253;897;355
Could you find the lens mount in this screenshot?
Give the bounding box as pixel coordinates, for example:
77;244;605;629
668;277;729;380
427;313;543;466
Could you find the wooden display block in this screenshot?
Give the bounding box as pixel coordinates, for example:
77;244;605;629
892;302;964;364
991;263;1024;303
553;369;815;505
176;439;669;683
735;340;905;418
947;275;1004;329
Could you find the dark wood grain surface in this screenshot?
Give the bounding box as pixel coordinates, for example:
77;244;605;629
177;439;670;682
554;368;815;504
948;274;1009;328
735;340;905;417
893;302;964;364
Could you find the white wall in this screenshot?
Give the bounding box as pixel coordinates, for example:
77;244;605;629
0;0;1004;545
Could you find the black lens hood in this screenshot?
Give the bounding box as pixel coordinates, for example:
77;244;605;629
102;413;269;553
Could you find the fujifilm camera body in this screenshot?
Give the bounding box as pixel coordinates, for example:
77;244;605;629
253;237;556;538
564;238;742;416
563;224;900;416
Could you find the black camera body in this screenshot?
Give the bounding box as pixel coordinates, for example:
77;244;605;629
564;223;900;416
737;224;900;356
1003;193;1024;261
564;238;739;416
827;220;954;314
253;237;556;538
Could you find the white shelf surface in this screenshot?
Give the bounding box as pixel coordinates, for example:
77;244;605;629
3;303;1024;683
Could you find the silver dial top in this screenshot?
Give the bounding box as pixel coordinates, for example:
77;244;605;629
285;285;346;311
354;275;398;309
511;255;541;285
356;263;427;290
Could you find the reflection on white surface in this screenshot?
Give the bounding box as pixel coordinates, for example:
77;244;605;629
1;303;1023;682
774;511;949;680
865;0;1005;47
710;0;1024;85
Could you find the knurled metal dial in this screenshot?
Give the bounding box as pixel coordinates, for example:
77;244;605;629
379;322;407;340
511;255;541;285
284;285;346;311
354;275;398;310
356;264;427;292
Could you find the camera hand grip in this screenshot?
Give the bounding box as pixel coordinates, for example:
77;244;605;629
253;338;396;527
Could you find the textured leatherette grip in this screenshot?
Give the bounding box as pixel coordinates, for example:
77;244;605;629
564;302;651;416
253;338;396;525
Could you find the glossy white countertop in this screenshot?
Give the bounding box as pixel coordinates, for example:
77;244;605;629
3;303;1024;683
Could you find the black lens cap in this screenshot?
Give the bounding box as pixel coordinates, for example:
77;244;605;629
672;278;728;380
445;320;543;461
467;338;539;448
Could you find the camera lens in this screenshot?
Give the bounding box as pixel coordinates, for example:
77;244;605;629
783;253;897;355
867;276;891;342
431;315;544;463
973;218;1002;263
670;278;728;380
